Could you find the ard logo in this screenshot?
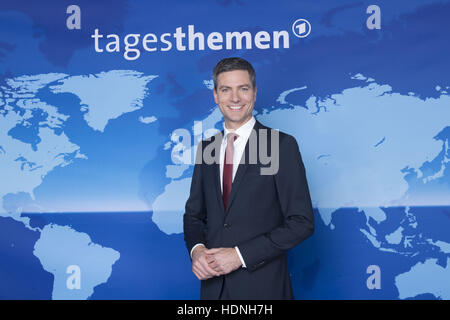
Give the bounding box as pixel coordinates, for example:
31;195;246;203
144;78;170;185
292;19;312;38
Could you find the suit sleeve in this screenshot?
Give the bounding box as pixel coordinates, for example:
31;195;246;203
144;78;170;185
183;145;207;256
238;134;314;271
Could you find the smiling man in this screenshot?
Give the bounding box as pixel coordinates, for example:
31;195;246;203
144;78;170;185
183;57;314;300
214;68;256;130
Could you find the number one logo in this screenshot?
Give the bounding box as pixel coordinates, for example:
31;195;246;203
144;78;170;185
292;19;311;38
296;23;306;35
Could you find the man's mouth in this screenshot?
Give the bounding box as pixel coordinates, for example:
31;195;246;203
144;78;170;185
229;105;243;110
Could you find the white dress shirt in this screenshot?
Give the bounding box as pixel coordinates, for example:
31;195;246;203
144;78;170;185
190;116;256;268
220;116;256;192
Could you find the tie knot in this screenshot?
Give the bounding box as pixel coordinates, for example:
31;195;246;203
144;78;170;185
227;133;238;143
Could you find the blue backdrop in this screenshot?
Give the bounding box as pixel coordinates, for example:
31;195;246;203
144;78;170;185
0;0;449;299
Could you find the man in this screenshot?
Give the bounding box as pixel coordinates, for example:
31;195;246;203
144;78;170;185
183;57;314;299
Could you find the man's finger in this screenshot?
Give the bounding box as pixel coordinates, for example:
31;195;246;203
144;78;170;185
207;259;219;268
205;263;221;277
192;249;222;278
194;257;212;278
193;265;207;280
199;256;221;277
206;255;227;274
205;248;222;254
194;263;215;280
195;259;213;276
205;254;215;263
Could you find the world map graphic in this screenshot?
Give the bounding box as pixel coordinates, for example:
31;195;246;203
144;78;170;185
0;0;449;299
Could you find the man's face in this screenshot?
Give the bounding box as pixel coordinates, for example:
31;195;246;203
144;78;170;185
214;69;256;130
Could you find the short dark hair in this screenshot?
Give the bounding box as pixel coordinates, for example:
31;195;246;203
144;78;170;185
212;57;256;90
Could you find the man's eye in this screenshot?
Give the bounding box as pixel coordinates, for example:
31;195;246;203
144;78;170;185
241;87;249;91
221;88;229;93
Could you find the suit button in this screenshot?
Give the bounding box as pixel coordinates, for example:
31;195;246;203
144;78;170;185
223;223;230;228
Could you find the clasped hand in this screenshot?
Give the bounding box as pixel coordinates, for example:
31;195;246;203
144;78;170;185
191;246;242;280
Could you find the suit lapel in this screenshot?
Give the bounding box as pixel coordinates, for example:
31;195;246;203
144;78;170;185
208;130;225;214
214;162;225;213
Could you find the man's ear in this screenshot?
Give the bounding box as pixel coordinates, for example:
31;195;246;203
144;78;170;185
213;89;218;104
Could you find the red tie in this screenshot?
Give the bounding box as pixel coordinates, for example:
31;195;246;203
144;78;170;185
223;133;238;209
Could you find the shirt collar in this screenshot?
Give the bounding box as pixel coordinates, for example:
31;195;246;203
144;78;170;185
223;116;256;142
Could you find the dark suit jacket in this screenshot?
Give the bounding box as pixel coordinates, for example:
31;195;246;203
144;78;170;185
183;120;314;300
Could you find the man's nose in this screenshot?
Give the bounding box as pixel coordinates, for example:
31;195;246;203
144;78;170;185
230;90;240;103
